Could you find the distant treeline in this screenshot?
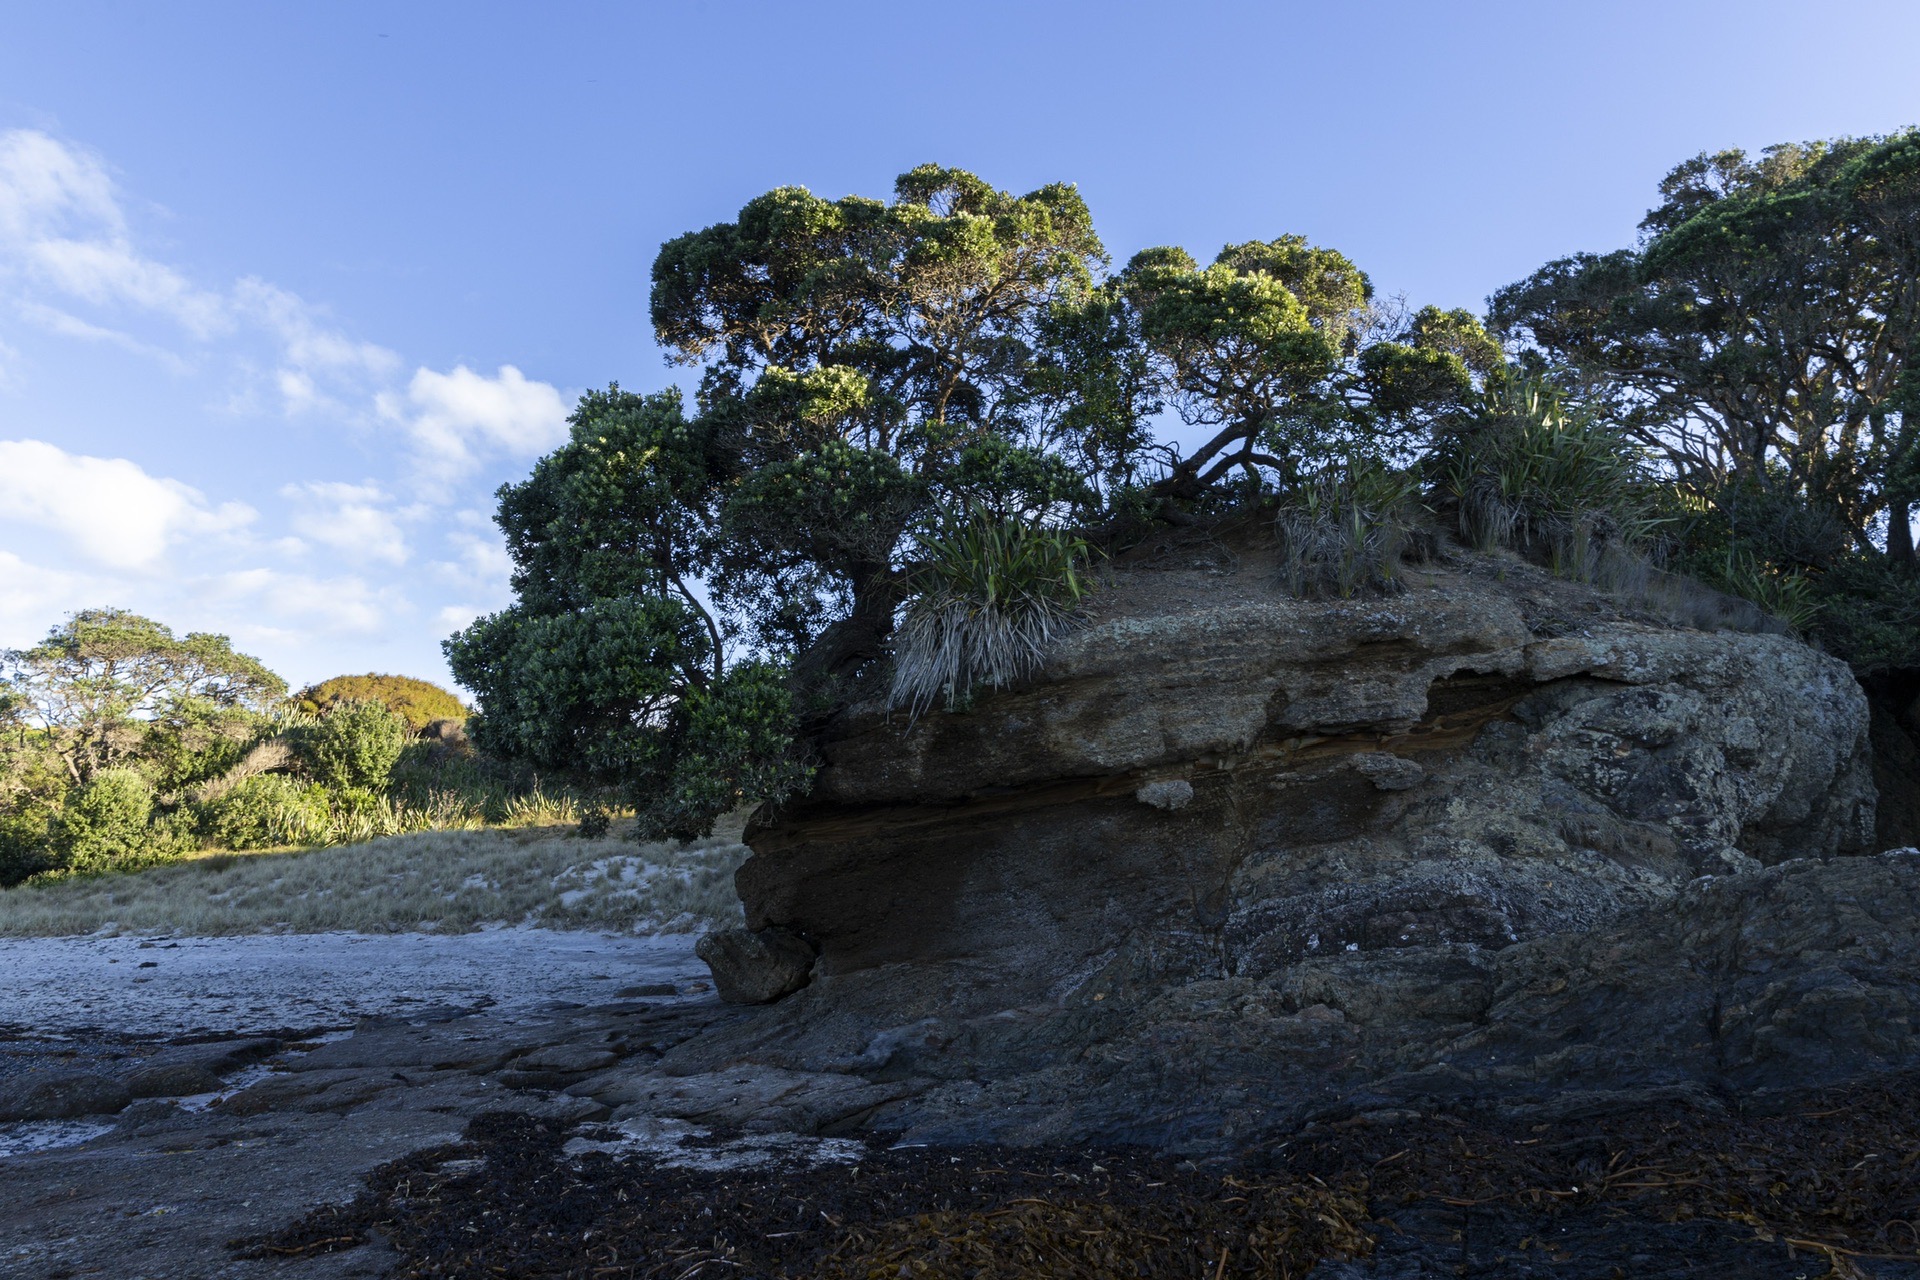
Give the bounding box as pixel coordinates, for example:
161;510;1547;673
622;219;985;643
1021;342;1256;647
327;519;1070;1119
0;613;581;886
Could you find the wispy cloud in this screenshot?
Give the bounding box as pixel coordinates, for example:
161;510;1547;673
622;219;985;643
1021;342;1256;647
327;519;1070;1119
282;480;411;566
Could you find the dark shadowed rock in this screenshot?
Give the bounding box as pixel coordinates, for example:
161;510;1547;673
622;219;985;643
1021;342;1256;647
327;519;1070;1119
680;545;1898;1150
1;1070;131;1120
124;1063;224;1098
697;926;816;1004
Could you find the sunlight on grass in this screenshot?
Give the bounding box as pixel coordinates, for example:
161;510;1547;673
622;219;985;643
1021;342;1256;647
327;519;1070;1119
0;820;750;938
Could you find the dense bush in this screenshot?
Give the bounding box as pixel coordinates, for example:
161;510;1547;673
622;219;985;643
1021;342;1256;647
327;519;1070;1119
1433;376;1658;571
296;699;409;792
53;769;158;874
295;674;467;733
197;774;331;850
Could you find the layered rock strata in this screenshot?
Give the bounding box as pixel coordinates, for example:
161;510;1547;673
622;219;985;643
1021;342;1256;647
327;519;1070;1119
690;547;1895;1148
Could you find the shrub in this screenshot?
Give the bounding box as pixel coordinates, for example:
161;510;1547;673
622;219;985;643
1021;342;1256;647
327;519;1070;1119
0;806;58;886
1807;556;1920;673
1436;375;1658;569
297;699;409;792
295;673;467;734
1275;457;1428;598
889;511;1093;716
52;769;155;873
198;774;330;850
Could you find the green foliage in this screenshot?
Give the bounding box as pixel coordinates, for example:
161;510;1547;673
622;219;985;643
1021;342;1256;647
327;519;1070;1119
295;674;467;733
197;774;331;850
448;595;711;778
1111;238;1493;505
1714;549;1821;633
1435;375;1659;568
890;512;1093;715
1275;458;1428;599
635;663;810;841
3;609;284;787
1808;557;1920;673
296;699;409;792
53;769;157;874
0;805;59;886
649;164;1125;684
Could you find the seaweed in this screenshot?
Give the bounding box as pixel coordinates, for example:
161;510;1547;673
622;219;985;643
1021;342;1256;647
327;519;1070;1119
236;1071;1920;1278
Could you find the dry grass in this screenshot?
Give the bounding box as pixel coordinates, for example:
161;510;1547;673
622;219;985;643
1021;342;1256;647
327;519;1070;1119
0;820;750;938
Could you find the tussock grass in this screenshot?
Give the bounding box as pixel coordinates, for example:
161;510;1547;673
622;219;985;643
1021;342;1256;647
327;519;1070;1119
890;512;1093;716
0;822;749;938
1275;458;1430;599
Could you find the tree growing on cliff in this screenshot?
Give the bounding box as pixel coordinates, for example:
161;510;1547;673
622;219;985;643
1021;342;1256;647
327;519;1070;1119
1119;241;1498;503
449;166;1146;836
1490;130;1920;669
449;168;1509;836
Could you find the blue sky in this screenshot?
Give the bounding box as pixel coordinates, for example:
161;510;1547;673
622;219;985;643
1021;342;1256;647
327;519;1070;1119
1;0;1917;691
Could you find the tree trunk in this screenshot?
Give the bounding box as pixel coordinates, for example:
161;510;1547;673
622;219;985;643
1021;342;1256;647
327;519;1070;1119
1890;496;1916;565
789;565;904;705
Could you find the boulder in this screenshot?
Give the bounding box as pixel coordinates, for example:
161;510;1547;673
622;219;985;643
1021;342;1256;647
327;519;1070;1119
682;545;1894;1149
697;926;816;1005
1;1071;131;1121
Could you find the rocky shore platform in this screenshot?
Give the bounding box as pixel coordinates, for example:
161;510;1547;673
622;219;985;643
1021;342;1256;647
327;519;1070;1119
6;978;1919;1278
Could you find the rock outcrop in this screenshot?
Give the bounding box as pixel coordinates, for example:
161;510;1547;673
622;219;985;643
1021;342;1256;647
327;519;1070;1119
689;543;1894;1150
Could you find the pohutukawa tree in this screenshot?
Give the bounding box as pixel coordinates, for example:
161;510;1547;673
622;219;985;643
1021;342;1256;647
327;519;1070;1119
449;166;1493;837
1491;131;1920;560
1119;239;1497;501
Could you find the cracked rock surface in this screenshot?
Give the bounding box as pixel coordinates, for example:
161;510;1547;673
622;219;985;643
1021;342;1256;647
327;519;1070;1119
693;542;1901;1147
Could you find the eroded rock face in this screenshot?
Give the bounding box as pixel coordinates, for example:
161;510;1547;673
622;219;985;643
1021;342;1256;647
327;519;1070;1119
691;550;1886;1148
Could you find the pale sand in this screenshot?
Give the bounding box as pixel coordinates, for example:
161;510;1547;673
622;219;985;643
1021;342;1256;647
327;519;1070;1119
0;927;709;1037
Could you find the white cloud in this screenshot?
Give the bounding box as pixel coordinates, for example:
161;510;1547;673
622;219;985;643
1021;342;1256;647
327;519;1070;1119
208;567;395;636
382;363;569;483
434;603;485;634
0;129;122;244
0;439;255;568
0;549;90;642
282;480;409;565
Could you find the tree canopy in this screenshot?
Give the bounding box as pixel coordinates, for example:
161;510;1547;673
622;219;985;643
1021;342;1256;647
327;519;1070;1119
1490;132;1920;560
448;165;1495;838
5;608;285;786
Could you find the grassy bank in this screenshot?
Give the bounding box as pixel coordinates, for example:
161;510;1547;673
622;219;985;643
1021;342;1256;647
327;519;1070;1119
0;821;749;938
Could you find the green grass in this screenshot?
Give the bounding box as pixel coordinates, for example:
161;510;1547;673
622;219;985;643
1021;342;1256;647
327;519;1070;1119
0;820;750;938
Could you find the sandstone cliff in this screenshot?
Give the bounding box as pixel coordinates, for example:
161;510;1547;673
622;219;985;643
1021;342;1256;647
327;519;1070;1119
682;537;1904;1150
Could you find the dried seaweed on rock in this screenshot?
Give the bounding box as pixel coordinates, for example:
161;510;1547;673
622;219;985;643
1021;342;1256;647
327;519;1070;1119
237;1073;1920;1278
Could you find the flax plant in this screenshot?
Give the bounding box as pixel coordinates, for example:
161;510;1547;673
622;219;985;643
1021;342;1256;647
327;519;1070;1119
889;510;1094;716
